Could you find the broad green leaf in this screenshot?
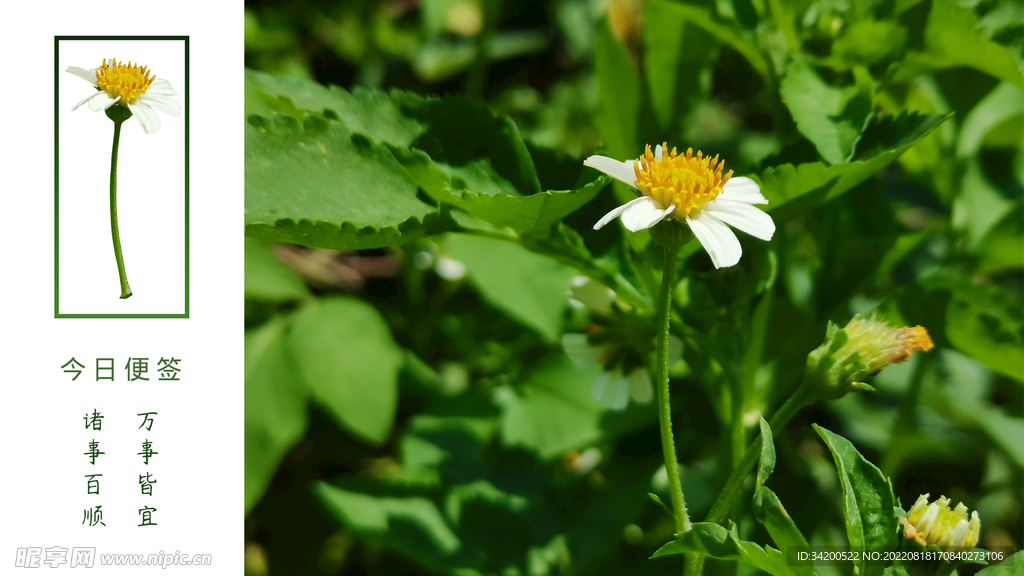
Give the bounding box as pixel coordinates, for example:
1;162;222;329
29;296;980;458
952;161;1015;250
244;238;308;303
643;1;769;81
644;0;718;134
958;83;1024;158
393;146;606;235
594;18;642;164
245;114;444;250
828;20;908;69
752;486;813;576
289;297;403;445
779;57;873;165
813;425;896;576
446;234;575;342
977;199;1024;275
945;281;1024;382
245;317;308;513
759;112;950;220
921;0;1024;89
756;417;776;489
316;482;461;555
973;550;1024;576
651;522;802;576
496;356;656;459
245;68;424;145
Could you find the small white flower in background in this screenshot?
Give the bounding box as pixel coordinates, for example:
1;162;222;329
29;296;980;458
900;494;981;551
435;256;467;281
67;57;180;134
585;143;775;268
562;277;683;411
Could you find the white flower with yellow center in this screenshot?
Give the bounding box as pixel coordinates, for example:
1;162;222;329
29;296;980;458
66;57;180;134
900;494;981;551
585;143;775;268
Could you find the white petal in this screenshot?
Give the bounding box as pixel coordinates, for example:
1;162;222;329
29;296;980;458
591;370;610;404
148;78;177;96
704;198;776;241
593;195;647;230
562;334;603;369
628;368;653;404
66;66;98;85
687;212;742;269
569;276;614;315
138;92;180;116
72;91;103;111
620;197;674;231
84;92;118;112
128;101;161;134
721;176;767;204
654;144;663;160
584;155;638;188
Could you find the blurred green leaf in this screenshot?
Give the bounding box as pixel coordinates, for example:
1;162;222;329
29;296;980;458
245;114;446;250
813;425;896;576
496;356;655;459
959;83;1024;158
760;112;949;220
780;57;873;165
652;522;802;576
752;486;813;576
756;417;776;489
245;317;308;513
944;280;1024;382
289;297;403;445
977;199;1024;274
244;238;309;303
644;0;718;135
446;234;574;343
316;482;462;555
594;18;642;163
829;20;908;69
974;550;1024;576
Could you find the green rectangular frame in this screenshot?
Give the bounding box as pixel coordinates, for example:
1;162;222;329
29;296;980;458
54;35;189;318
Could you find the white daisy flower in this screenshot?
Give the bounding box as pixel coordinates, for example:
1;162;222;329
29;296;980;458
585;143;775;268
67;57;180;134
561;332;682;411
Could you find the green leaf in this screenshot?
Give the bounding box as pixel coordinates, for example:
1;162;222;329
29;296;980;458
756;417;776;489
779;57;873;165
644;0;718;134
245;68;424;145
244;238;309;303
594;18;642;163
394;145;606;235
759;112;950;221
752;486;813;576
643;1;769;81
289;297;403;445
446;234;575;342
245;114;445;250
245;317;308;513
829;20;908;69
496;356;656;459
958;83;1024;158
316;482;461;555
977;199;1024;275
919;0;1024;89
813;425;897;576
974;550;1024;576
944;281;1024;382
651;522;802;576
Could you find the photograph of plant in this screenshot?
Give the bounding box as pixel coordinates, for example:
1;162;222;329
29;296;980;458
243;1;1022;575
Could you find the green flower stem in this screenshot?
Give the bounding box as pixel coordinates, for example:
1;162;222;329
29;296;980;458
683;378;817;576
656;240;689;534
108;110;132;299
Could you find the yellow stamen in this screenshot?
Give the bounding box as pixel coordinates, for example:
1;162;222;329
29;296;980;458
632;143;733;218
94;58;155;105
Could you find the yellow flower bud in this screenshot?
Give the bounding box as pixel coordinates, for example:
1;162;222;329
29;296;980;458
900;494;981;551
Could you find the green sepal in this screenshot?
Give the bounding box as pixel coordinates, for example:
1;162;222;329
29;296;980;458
105;103;132;124
649;218;693;251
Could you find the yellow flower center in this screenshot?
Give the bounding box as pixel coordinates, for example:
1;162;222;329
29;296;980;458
95;58;154;105
632;143;733;218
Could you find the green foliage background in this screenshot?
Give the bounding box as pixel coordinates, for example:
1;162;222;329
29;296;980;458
243;0;1023;574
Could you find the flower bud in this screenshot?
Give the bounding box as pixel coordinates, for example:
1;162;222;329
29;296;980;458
805;314;934;400
899;494;981;551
